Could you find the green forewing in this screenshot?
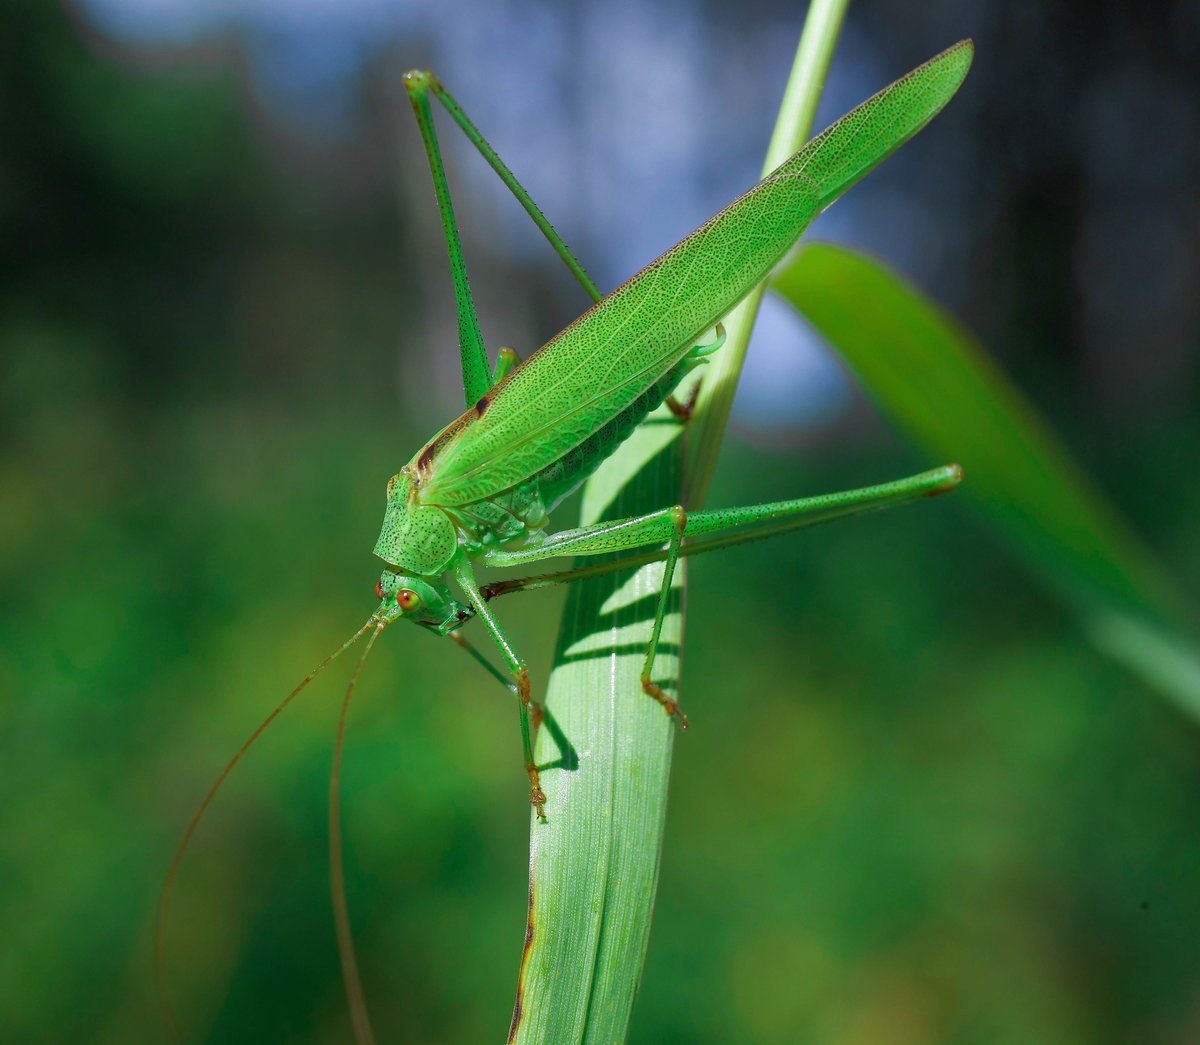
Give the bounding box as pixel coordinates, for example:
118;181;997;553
418;40;974;509
421;174;818;507
776;39;974;213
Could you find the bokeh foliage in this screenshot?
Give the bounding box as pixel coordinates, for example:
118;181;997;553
3;3;1199;1043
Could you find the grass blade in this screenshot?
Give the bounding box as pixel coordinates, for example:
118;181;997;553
508;4;850;1041
772;241;1200;716
508;418;684;1045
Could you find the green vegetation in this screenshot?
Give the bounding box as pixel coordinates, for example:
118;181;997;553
2;4;1198;1043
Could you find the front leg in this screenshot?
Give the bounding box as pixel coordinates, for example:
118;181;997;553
444;630;517;695
454;560;546;821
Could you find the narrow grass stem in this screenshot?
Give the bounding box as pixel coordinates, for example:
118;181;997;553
685;0;850;505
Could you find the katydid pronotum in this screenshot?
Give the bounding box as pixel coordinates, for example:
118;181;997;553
159;39;973;1038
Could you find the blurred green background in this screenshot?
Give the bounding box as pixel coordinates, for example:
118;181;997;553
3;1;1199;1042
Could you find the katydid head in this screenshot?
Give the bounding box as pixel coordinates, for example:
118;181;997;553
373;570;471;632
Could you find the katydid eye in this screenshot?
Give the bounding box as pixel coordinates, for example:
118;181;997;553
397;588;421;612
374;581;384;600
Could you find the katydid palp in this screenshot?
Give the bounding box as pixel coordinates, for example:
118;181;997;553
158;39;973;1039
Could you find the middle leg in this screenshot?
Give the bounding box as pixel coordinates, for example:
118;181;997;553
640;505;690;728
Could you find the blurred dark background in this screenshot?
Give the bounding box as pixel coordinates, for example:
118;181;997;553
2;1;1198;1041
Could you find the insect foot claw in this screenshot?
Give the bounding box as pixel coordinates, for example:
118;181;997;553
530;787;547;823
665;386;699;424
642;680;688;730
527;766;547;822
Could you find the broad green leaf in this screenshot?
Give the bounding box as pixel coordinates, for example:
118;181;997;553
772;241;1200;716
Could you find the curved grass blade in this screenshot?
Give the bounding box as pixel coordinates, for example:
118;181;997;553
771;241;1200;715
508;416;685;1045
509;4;852;1042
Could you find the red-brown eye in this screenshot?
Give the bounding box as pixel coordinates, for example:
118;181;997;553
397;588;421;612
374;581;384;600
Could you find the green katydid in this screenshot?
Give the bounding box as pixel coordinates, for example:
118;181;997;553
158;39;973;1038
372;39;973;818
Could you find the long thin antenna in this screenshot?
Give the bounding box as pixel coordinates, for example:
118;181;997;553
329;621;386;1045
155;619;377;1040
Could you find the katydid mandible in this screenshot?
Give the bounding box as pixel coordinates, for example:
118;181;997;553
158;39;973;1038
